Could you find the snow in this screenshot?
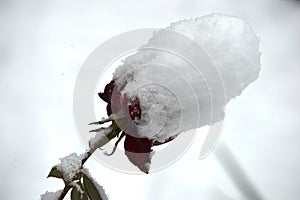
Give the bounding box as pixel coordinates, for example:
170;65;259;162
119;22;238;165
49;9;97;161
112;13;261;142
89;126;113;151
57;153;82;182
40;190;62;200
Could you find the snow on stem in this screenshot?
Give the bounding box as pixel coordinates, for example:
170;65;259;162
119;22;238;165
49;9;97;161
44;122;119;200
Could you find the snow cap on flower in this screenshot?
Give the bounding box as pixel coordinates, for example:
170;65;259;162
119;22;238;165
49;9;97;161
112;13;261;143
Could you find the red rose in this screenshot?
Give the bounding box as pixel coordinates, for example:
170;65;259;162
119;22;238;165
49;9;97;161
98;80;176;173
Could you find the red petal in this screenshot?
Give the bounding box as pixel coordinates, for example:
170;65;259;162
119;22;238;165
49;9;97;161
98;80;115;103
124;133;153;173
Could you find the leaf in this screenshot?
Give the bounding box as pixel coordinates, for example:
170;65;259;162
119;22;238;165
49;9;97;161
71;182;88;200
47;166;62;179
82;173;102;200
71;188;80;200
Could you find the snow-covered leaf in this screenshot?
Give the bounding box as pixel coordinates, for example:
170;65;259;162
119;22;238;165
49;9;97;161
40;190;62;200
57;153;82;183
83;173;103;200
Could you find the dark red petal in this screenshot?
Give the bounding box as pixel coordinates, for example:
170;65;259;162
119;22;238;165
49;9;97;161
106;103;112;116
124;133;153;173
124;133;152;153
98;92;108;103
128;97;141;121
98;80;115;103
125;151;151;174
99;80;122;116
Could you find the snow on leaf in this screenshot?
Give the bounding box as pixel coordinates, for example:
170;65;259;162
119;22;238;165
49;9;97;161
57;153;82;183
89;126;113;151
40;190;62;200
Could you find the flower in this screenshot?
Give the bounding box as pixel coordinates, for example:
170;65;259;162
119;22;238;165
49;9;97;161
96;14;261;173
98;80;175;173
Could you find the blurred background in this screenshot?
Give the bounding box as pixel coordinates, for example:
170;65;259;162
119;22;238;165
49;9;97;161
1;0;300;199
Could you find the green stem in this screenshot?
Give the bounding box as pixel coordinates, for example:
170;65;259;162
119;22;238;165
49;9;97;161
58;185;71;200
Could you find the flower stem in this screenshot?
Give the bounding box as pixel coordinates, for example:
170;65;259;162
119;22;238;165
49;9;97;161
58;185;71;200
57;124;119;200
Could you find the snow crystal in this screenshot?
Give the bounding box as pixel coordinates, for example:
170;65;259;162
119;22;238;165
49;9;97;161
57;153;82;182
113;13;261;142
40;190;62;200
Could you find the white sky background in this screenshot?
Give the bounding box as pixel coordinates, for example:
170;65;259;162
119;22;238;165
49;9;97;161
1;0;300;199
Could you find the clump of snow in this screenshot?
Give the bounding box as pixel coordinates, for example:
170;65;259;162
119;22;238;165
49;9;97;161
57;153;82;182
40;190;62;200
113;13;261;142
82;168;109;200
89;126;113;151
